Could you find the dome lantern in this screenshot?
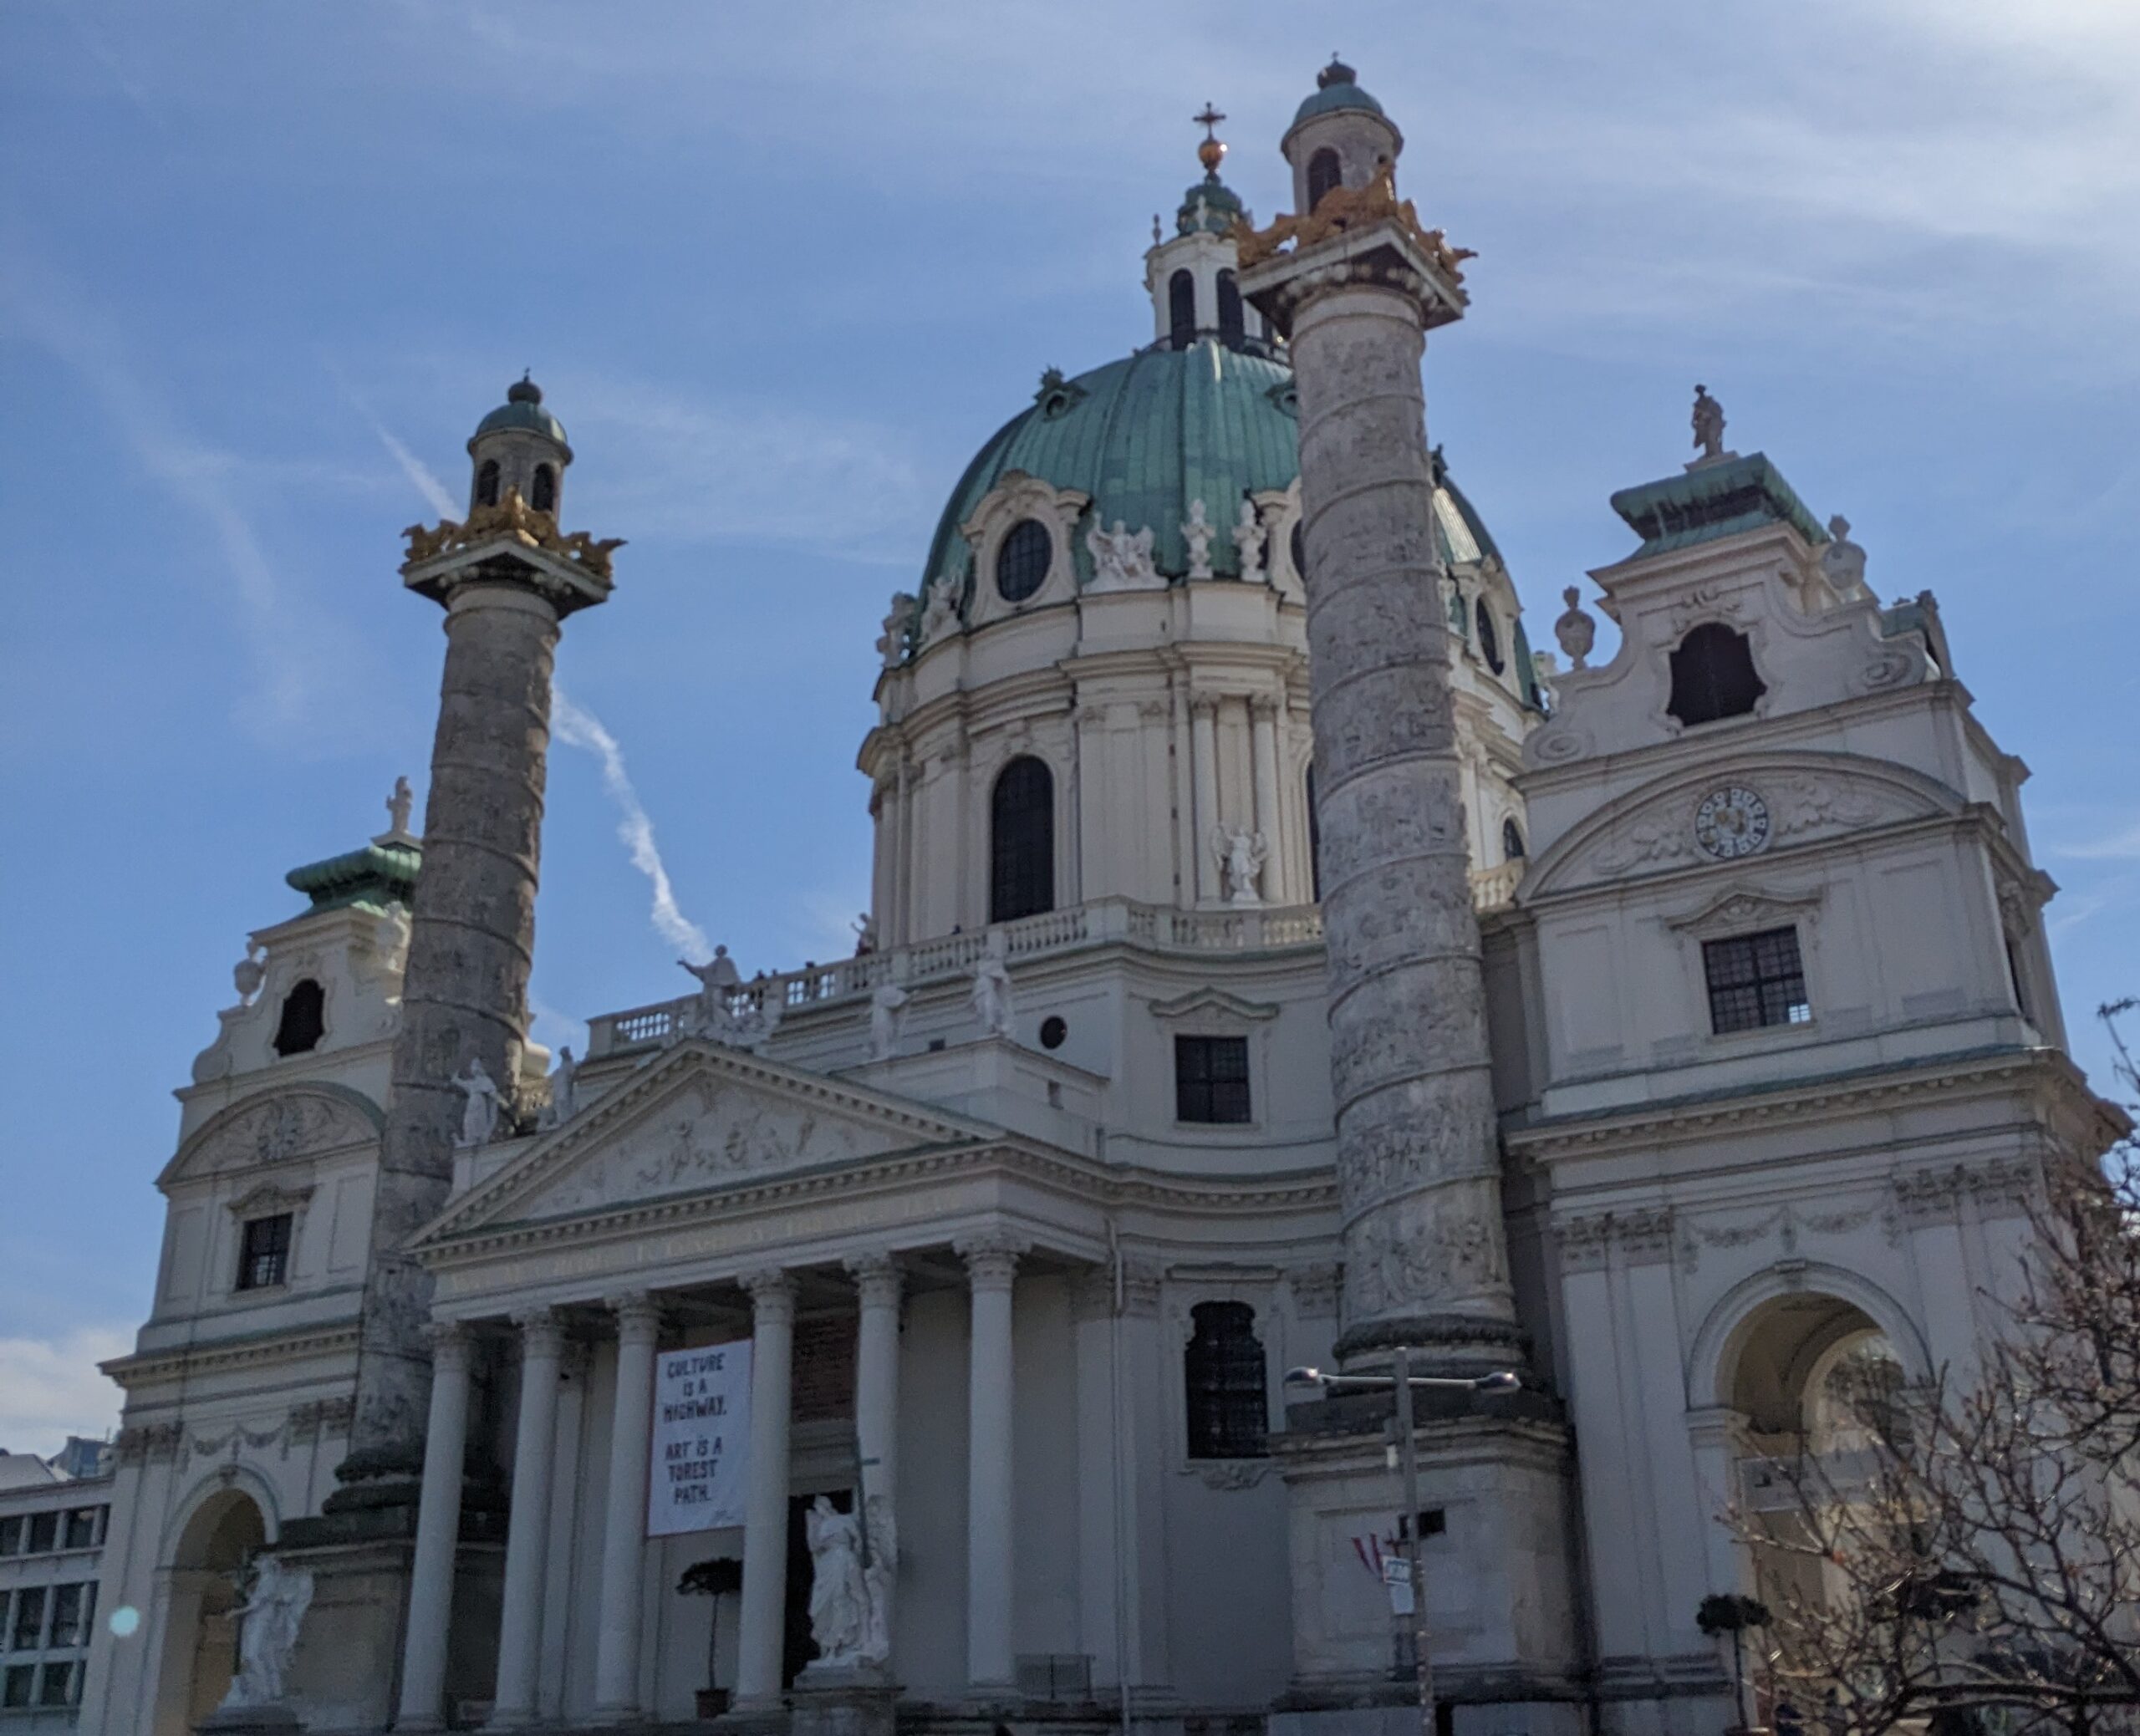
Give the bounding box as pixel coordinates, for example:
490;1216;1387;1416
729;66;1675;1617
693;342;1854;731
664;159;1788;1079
1143;105;1265;353
1280;55;1404;219
466;372;573;517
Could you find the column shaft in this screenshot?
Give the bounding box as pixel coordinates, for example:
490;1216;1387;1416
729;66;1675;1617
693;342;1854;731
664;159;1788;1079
593;1294;661;1721
396;1322;473;1731
488;1309;564;1728
850;1255;904;1662
735;1271;796;1707
1190;700;1220;904
1251;699;1285;903
959;1236;1025;1689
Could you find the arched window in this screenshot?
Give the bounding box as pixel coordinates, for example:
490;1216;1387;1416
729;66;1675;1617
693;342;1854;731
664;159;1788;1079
1668;623;1766;727
989;756;1055;923
1289;518;1307;585
529;463;557;513
273;979;325;1056
1306;766;1322;901
1168;269;1196;350
1475;598;1506;673
995;518;1052;603
474;459;501;509
1307;147;1343;211
1216;269;1245;348
1185;1301;1268;1459
1501;817;1526;862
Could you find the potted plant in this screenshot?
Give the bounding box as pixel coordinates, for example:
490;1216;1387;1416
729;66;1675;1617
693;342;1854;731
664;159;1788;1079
1696;1592;1772;1735
678;1556;744;1718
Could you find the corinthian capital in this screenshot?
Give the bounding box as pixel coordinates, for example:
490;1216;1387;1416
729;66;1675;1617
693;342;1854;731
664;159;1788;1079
844;1252;905;1312
955;1233;1030;1292
737;1267;797;1324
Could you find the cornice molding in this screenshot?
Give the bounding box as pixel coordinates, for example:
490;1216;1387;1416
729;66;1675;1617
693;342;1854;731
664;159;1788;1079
103;1324;362;1391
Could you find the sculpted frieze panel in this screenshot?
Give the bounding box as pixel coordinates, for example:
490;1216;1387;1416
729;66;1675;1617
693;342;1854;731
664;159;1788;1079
171;1089;380;1180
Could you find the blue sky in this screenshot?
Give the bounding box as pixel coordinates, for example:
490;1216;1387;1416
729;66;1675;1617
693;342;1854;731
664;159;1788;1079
3;2;2135;1454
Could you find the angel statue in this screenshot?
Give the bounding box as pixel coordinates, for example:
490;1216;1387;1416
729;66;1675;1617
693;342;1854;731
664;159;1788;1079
455;1057;502;1150
859;1495;897;1664
1086;520;1157;592
803;1497;869;1668
220;1555;314;1710
1211;825;1269;907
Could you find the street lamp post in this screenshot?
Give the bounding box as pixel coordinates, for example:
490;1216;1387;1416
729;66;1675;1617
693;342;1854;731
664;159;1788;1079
1286;1358;1520;1736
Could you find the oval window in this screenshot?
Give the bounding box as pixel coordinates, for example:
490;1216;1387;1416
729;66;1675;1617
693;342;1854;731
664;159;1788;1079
995;519;1052;603
1476;598;1506;673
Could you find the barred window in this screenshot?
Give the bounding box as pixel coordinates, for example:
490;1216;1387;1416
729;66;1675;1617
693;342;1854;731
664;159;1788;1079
1307;147;1343;210
1175;1035;1251;1124
989;757;1055;923
237;1213;293;1291
1217;269;1245;348
1169;269;1196;349
1704;927;1811;1034
1185;1301;1268;1459
995;518;1052;603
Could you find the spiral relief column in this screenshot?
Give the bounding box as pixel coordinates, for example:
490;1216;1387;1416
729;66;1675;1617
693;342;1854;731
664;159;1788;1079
1240;69;1523;1372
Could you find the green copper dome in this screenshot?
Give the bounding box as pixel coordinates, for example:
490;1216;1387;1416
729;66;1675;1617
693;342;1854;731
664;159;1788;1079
471;374;568;449
920;341;1514;624
1290;58;1386;128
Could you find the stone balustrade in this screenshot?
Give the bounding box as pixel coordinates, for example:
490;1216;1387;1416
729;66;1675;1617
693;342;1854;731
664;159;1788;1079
585;873;1522;1061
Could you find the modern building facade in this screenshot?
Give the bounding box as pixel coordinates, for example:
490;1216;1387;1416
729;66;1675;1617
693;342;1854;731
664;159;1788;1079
74;59;2122;1736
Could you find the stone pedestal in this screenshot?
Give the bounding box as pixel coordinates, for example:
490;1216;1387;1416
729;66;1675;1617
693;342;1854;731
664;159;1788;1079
196;1705;302;1736
790;1666;898;1736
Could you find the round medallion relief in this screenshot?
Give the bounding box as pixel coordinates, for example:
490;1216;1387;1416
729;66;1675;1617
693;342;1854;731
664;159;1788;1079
1693;786;1771;859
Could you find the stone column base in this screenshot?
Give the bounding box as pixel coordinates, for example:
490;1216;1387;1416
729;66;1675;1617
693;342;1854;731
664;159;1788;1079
790;1666;898;1736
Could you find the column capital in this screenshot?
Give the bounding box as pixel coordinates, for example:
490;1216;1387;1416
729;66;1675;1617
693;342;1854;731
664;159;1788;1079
1236;216;1470;340
1190;694;1221;721
955;1234;1030;1292
844;1252;905;1311
606;1291;663;1346
512;1306;565;1359
738;1268;797;1324
1250;694;1281;722
424;1318;474;1366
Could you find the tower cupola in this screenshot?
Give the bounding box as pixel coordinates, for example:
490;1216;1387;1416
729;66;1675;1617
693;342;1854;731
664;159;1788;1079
466;372;573;516
1142;106;1270;354
1281;56;1404;216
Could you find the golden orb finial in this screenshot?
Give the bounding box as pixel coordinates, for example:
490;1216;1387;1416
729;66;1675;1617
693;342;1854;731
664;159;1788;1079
1193;103;1227;176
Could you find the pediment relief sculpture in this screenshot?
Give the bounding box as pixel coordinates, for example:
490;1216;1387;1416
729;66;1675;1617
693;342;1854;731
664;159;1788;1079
1526;756;1959;898
165;1087;382;1184
429;1044;992;1237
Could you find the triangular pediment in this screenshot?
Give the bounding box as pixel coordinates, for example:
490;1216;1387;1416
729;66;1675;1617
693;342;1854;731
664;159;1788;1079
420;1040;1001;1244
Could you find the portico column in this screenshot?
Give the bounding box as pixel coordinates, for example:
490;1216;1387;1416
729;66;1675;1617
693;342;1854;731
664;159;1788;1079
592;1292;661;1722
735;1270;797;1708
487;1308;564;1729
396;1321;473;1731
848;1253;903;1655
1250;695;1285;903
958;1235;1027;1690
1190;696;1220;904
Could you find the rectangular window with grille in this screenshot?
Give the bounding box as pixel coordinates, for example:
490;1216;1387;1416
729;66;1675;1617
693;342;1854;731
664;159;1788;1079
1703;927;1811;1034
1174;1036;1251;1124
237;1213;293;1291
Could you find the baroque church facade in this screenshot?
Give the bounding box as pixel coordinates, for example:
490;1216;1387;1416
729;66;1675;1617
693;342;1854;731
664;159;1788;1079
77;61;2122;1736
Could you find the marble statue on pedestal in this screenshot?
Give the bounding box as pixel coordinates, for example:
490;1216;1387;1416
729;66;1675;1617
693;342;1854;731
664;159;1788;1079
971;936;1015;1040
803;1498;869;1667
1212;826;1268;906
454;1058;501;1150
1181;498;1215;579
1232;500;1266;583
220;1556;314;1711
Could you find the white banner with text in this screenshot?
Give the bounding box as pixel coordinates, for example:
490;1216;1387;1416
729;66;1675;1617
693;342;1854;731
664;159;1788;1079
647;1339;752;1536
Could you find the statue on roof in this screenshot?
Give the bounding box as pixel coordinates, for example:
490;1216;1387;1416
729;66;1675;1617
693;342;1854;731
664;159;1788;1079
455;1057;502;1150
1821;514;1868;598
385;776;415;838
1181;499;1215;580
1691;384;1727;464
1087;520;1159;592
538;1046;578;1130
971;934;1015;1040
1233;500;1267;584
1212;825;1269;906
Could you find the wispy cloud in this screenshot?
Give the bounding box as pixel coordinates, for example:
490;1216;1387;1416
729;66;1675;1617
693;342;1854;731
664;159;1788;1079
2055;823;2140;863
551;689;710;961
328;364;460;520
0;1327;128;1459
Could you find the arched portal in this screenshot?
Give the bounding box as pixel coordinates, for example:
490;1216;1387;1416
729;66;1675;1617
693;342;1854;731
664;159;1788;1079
153;1489;267;1736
